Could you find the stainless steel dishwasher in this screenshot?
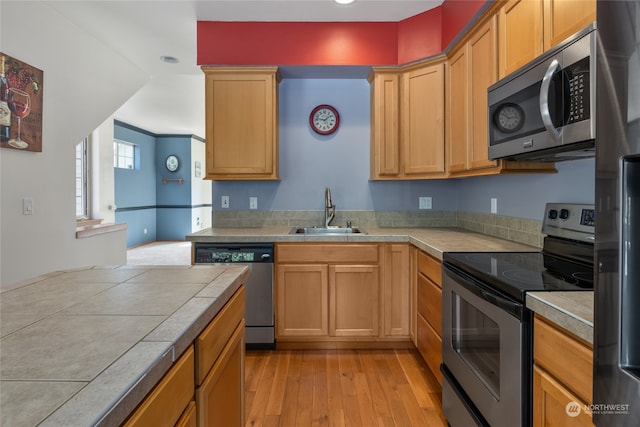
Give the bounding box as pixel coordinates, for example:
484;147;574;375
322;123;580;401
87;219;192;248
193;243;274;349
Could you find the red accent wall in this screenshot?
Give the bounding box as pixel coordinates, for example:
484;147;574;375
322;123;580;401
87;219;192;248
196;0;489;66
441;0;487;50
398;7;442;64
197;21;399;66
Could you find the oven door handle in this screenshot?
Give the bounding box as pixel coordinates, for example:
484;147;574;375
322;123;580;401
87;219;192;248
446;265;524;319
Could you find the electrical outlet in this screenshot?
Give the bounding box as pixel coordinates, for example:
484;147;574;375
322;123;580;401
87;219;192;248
221;195;229;208
491;198;498;214
250;197;258;210
419;196;432;210
143;228;147;234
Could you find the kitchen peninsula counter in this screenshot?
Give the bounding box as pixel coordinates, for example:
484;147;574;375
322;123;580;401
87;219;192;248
0;264;248;427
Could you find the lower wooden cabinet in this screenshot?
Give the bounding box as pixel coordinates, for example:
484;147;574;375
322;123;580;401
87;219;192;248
196;321;245;427
415;250;443;384
175;401;197;427
123;286;246;427
123;346;195;427
329;264;380;337
275;243;410;345
533;315;594;427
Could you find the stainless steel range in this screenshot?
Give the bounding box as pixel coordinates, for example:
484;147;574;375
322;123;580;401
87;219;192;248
441;203;595;427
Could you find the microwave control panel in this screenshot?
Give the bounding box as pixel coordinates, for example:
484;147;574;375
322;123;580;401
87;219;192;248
566;56;590;124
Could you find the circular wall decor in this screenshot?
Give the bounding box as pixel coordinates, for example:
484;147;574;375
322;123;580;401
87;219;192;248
165;154;180;172
309;104;340;135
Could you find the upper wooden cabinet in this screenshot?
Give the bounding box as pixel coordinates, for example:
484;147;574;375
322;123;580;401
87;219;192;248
543;0;596;50
202;67;280;180
498;0;595;78
402;60;446;177
369;56;446;180
369;69;401;177
447;14;556;177
498;0;544;78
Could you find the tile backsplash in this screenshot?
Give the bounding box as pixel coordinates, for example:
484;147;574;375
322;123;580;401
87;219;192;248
212;210;543;248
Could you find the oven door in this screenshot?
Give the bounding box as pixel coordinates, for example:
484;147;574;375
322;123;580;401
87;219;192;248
441;263;531;427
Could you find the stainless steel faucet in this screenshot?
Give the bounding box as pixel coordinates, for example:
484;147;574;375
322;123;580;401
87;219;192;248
325;187;335;227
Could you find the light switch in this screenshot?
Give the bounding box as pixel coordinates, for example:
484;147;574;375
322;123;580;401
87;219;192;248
250;197;258;210
221;195;229;208
23;198;33;215
491;198;498;214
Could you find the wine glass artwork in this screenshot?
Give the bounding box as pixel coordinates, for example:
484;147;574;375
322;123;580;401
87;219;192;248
7;87;31;149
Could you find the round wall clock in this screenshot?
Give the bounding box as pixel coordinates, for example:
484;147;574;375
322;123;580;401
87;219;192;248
493;103;525;133
309;104;340;135
165;154;180;172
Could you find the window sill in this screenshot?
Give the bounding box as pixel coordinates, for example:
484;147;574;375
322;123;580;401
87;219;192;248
76;220;127;239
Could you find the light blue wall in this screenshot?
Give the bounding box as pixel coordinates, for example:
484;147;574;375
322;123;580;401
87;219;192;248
114;123;203;246
212;78;459;212
455;158;595;220
212;77;594;218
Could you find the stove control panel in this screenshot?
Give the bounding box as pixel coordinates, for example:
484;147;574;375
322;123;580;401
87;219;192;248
542;203;595;242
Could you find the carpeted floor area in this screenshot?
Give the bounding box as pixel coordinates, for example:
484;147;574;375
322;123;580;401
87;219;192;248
126;241;192;265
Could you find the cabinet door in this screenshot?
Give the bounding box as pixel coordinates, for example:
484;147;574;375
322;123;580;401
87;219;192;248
533;366;595;427
382;244;410;337
446;46;469;173
329;265;380;337
543;0;595;50
499;0;543;78
468;15;499;170
402;61;446;176
276;264;329;337
203;67;279;180
370;70;401;178
124;347;195;427
197;321;245;427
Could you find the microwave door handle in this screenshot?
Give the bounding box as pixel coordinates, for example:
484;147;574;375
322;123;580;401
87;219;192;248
539;59;563;142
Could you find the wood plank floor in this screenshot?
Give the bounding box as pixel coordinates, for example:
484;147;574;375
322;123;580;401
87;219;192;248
244;349;447;427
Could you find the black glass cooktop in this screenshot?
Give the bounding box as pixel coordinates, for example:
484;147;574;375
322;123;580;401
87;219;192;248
443;251;594;302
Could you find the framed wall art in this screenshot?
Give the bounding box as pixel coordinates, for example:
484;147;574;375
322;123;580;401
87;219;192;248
0;53;43;152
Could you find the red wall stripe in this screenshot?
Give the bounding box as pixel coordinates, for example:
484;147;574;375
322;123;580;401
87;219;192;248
197;1;488;66
441;0;486;50
398;7;443;64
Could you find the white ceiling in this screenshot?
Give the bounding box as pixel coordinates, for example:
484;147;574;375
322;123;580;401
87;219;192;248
47;0;444;137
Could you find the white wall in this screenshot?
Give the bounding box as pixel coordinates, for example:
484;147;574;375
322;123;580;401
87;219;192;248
0;1;148;286
191;137;211;232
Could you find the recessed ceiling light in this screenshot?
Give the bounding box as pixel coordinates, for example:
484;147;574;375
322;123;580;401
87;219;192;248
160;56;179;64
334;0;355;4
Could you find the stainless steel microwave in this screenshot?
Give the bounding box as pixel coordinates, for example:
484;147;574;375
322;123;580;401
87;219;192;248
488;24;596;162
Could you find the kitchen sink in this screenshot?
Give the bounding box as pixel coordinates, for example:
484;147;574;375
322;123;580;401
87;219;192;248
289;226;366;235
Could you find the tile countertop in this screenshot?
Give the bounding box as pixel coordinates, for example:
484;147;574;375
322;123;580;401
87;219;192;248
527;291;594;344
0;264;248;427
186;226;539;260
188;225;595;343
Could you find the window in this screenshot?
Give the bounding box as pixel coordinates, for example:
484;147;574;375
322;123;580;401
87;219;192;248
75;138;89;219
114;140;136;169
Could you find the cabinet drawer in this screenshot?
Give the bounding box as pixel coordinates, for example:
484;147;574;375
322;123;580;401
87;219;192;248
176;401;197;427
534;315;593;404
124;346;195;427
196;286;245;385
418;251;441;287
417;273;442;336
417;313;443;385
197;321;245;427
276;243;379;264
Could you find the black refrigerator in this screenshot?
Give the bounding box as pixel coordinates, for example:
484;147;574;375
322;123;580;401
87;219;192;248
595;1;640;426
